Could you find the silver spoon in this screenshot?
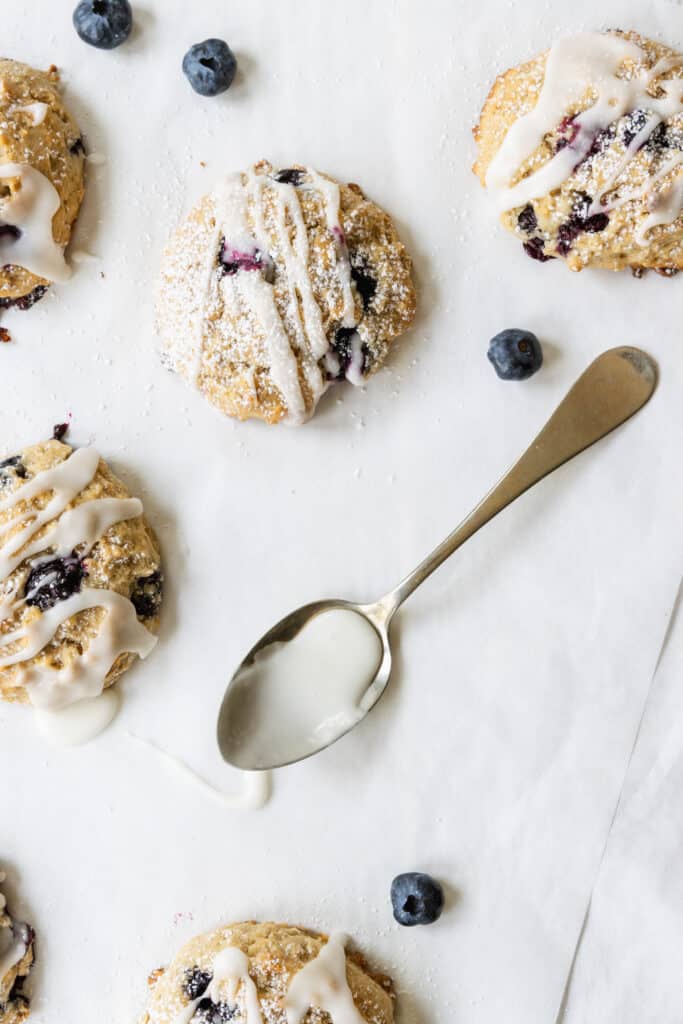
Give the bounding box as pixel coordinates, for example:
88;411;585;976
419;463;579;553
218;347;657;771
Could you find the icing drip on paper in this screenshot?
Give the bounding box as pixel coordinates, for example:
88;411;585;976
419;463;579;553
0;446;157;711
486;33;683;244
0;163;70;281
128;732;272;811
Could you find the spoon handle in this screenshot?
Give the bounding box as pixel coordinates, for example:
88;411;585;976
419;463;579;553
384;347;657;612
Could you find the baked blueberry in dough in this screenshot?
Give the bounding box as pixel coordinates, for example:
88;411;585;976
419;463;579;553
0;872;34;1024
0;439;162;709
474;30;683;275
0;60;85;308
141;921;394;1024
156;161;416;424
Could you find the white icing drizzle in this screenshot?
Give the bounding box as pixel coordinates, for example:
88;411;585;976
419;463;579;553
14;102;49;127
128;733;272;811
485;33;683;243
211;166;363;422
308;170;357;329
0;447;157;710
174;933;363;1024
216;173;306;423
175;947;264;1024
284;933;366;1024
0;163;70;281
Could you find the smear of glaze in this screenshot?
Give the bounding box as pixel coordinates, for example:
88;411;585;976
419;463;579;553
127;733;272;810
33;688;121;746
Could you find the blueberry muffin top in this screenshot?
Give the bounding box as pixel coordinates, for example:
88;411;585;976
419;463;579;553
141;921;394;1024
0;872;34;1024
474;30;683;275
0;59;85;309
0;439;162;708
156;161;416;425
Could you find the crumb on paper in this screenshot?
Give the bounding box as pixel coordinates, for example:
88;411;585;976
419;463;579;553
0;327;11;343
148;967;165;989
52;421;70;441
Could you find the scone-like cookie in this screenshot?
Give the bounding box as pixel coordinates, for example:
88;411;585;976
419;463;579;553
157;161;416;424
0;440;162;708
474;30;683;274
0;872;34;1024
0;60;85;308
142;922;394;1024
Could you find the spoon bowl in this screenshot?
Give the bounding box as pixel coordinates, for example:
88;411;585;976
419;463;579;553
217;597;395;770
218;347;658;771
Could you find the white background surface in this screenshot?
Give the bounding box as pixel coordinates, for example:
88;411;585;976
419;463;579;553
1;1;683;1022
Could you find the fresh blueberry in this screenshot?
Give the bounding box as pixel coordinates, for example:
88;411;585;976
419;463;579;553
182;39;237;97
0;285;48;311
130;571;163;619
516;204;538;234
25;553;85;611
73;0;133;50
350;259;377;310
183;967;212;1001
273;168;305;186
0;225;21;241
487;328;543;382
391;872;444;927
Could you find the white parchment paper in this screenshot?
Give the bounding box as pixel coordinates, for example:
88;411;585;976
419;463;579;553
1;2;683;1022
561;582;683;1024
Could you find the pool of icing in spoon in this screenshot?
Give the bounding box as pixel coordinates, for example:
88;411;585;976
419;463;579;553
225;608;383;769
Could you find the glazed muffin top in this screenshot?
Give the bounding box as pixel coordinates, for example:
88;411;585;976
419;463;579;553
474;30;683;273
157;161;416;425
0;59;85;306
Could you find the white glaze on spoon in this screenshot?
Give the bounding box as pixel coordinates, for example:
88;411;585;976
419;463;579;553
225;608;383;769
0;163;69;281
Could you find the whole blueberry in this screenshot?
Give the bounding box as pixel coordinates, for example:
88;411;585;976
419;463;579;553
487;328;543;381
391;873;444;927
182;39;237;97
73;0;133;50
